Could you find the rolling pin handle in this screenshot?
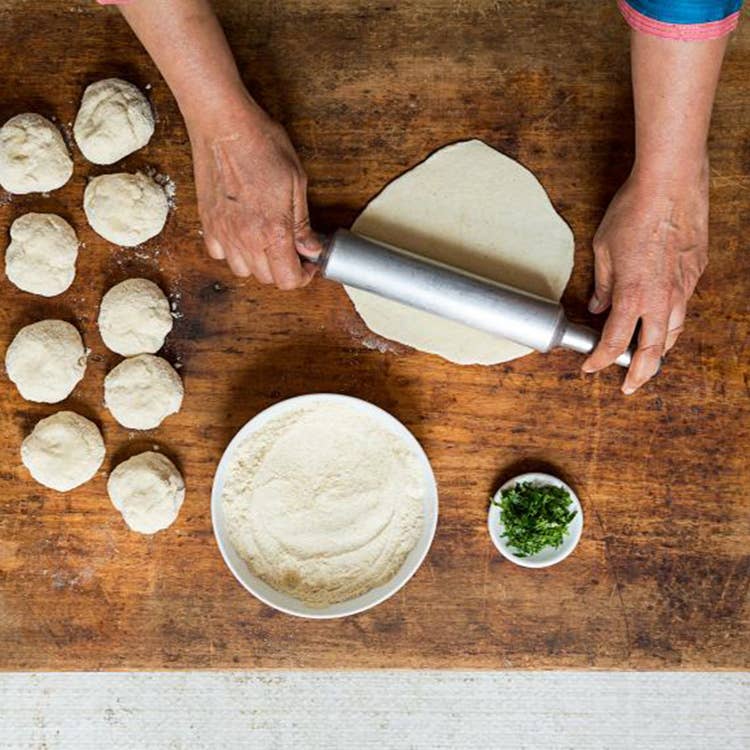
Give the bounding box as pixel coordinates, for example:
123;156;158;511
302;232;333;268
559;321;635;368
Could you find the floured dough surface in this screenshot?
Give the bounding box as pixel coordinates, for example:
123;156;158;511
347;140;574;365
83;171;168;246
104;354;183;430
0;113;73;194
4;213;79;297
22;411;105;492
74;78;154;165
6;319;87;403
108;451;185;534
98;278;173;356
222;402;425;608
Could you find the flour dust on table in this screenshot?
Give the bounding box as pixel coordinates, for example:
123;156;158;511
348;139;574;365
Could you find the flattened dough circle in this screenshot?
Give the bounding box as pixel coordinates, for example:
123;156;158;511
346;140;574;365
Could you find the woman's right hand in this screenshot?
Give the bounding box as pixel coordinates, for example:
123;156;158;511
186;92;320;288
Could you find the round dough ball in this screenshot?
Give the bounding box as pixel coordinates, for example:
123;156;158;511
74;78;154;165
107;451;185;534
104;354;183;430
22;411;105;492
0;113;73;194
6;320;87;403
98;278;173;356
83;172;168;246
4;213;79;297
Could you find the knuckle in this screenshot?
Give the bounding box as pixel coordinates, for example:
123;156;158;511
648;302;671;321
601;336;629;353
264;226;291;252
238;231;262;255
617;280;643;299
613;298;639;317
277;276;300;291
294;217;311;234
637;342;663;358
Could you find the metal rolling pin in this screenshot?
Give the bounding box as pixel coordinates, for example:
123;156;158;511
316;229;634;368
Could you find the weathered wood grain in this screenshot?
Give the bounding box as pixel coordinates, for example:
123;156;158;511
0;0;747;669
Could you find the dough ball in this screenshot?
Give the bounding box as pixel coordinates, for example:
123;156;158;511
0;113;73;194
104;354;183;430
74;78;154;165
22;411;105;492
83;172;168;246
6;320;87;403
107;451;185;534
4;213;79;297
347;139;575;365
98;278;173;356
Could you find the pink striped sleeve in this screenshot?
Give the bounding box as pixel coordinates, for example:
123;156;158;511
618;0;740;39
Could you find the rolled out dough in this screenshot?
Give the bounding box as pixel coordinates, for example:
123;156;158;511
347;140;574;365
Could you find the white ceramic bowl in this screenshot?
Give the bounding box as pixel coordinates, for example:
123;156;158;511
487;472;583;568
211;393;439;619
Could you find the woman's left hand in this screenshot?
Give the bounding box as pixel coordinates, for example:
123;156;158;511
582;166;709;394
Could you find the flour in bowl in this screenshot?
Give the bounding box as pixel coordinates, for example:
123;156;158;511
221;402;425;608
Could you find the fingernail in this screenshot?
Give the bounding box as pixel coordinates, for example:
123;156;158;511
588;296;601;313
581;362;594;373
296;240;320;259
234;257;251;277
622;386;635;396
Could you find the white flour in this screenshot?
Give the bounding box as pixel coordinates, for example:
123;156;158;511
222;403;425;608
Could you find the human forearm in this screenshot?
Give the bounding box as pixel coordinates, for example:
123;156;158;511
119;0;259;129
583;29;729;391
117;0;318;287
630;30;727;187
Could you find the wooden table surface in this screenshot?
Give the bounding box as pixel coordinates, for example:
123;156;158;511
0;0;747;670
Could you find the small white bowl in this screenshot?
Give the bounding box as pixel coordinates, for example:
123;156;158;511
211;393;439;619
487;472;583;568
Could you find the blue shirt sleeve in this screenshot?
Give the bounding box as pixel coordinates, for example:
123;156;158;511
627;0;741;23
619;0;742;38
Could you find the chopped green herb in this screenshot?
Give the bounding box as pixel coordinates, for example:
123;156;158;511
492;481;577;558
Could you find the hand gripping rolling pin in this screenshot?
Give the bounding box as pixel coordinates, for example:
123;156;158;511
314;229;635;368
